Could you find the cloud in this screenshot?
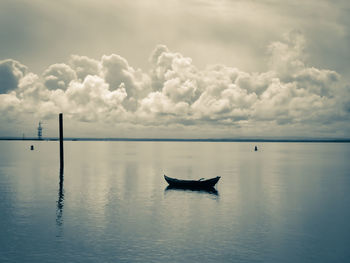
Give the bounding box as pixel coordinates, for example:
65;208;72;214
0;59;27;94
150;45;200;104
64;75;128;122
268;30;306;78
0;32;349;138
293;67;339;98
0;93;21;121
69;55;100;80
43;63;77;91
101;54;151;111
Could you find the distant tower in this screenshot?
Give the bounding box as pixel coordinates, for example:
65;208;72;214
38;122;43;140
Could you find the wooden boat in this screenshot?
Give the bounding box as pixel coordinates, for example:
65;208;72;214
164;175;220;189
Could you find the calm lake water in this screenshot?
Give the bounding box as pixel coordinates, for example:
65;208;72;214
0;141;349;262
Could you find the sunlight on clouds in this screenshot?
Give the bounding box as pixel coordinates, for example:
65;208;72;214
0;32;349;138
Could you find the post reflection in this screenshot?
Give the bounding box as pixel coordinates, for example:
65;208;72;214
56;168;64;227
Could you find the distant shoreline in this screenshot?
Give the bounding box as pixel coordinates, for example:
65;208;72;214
1;137;350;143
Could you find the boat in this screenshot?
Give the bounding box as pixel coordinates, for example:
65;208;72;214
164;175;220;189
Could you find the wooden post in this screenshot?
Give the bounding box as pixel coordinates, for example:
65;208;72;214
59;113;64;171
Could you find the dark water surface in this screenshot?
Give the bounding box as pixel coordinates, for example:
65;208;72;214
0;141;349;262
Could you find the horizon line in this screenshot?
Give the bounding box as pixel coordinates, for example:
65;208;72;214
1;137;350;143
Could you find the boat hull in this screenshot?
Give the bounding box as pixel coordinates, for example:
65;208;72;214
164;175;220;189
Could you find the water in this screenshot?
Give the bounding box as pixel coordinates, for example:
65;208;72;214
0;141;349;262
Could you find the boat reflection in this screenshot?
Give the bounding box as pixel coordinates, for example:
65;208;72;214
56;168;64;227
165;185;219;196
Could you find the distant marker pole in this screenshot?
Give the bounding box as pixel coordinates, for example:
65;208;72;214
59;113;64;171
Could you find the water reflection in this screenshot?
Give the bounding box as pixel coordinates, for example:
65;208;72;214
1;141;350;262
165;185;219;196
56;168;64;227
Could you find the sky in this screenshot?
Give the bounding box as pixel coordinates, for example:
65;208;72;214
0;0;350;139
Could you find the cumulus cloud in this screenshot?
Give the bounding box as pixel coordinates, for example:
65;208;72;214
64;75;128;122
268;31;306;76
69;55;100;80
1;32;349;138
0;93;21;121
43;63;77;91
0;59;27;94
101;54;151;111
